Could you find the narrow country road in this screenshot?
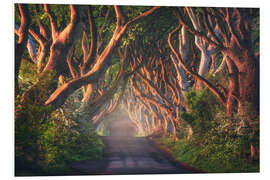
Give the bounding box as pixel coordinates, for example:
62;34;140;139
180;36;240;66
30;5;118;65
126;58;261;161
69;136;197;175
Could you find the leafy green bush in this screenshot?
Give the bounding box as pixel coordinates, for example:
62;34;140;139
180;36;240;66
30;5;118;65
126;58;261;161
15;94;55;175
158;134;259;173
164;89;260;173
15;85;104;175
179;89;220;141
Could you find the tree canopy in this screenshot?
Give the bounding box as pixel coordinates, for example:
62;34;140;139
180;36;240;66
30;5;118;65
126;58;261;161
15;4;259;175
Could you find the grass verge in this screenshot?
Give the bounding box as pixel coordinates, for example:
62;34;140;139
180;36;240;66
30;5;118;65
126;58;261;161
153;136;259;173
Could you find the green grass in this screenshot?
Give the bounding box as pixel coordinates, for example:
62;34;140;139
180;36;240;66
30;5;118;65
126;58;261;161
156;136;259;173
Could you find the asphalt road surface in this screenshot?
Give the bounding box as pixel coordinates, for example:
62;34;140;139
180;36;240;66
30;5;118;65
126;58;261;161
69;136;198;175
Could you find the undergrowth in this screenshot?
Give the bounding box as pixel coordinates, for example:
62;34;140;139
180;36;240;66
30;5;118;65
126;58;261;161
15;71;104;176
156;89;259;173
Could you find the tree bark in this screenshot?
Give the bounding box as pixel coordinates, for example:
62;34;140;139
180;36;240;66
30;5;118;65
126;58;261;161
15;4;30;95
45;6;160;107
226;57;239;116
42;5;84;75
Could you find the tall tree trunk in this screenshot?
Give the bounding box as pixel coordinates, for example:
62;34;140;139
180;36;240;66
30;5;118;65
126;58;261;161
225;47;259;118
15;4;30;95
226;57;239;116
224;38;259;160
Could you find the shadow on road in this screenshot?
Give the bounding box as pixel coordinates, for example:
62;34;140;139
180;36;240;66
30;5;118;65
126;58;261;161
69;136;199;175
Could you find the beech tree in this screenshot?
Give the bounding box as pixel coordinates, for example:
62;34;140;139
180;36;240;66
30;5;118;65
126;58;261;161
170;7;259;116
15;5;160;119
168;7;259;158
43;6;160;108
15;4;30;94
15;4;259;165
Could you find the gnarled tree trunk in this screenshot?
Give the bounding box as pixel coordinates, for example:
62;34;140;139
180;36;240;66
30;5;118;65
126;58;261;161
15;4;30;95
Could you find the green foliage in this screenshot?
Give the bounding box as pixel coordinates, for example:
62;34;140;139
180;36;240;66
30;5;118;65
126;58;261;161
205;73;219;84
15;4;260;175
158;135;259;173
15;95;54;156
170;89;259;172
104;67;112;84
15;93;56;175
250;9;259;53
97;122;110;136
18;60;38;92
49;5;70;29
54;92;104;161
110;61;120;81
15;83;104;175
104;58;122;89
122;23;143;47
49;108;104;163
180;89;220;139
206;69;229;88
